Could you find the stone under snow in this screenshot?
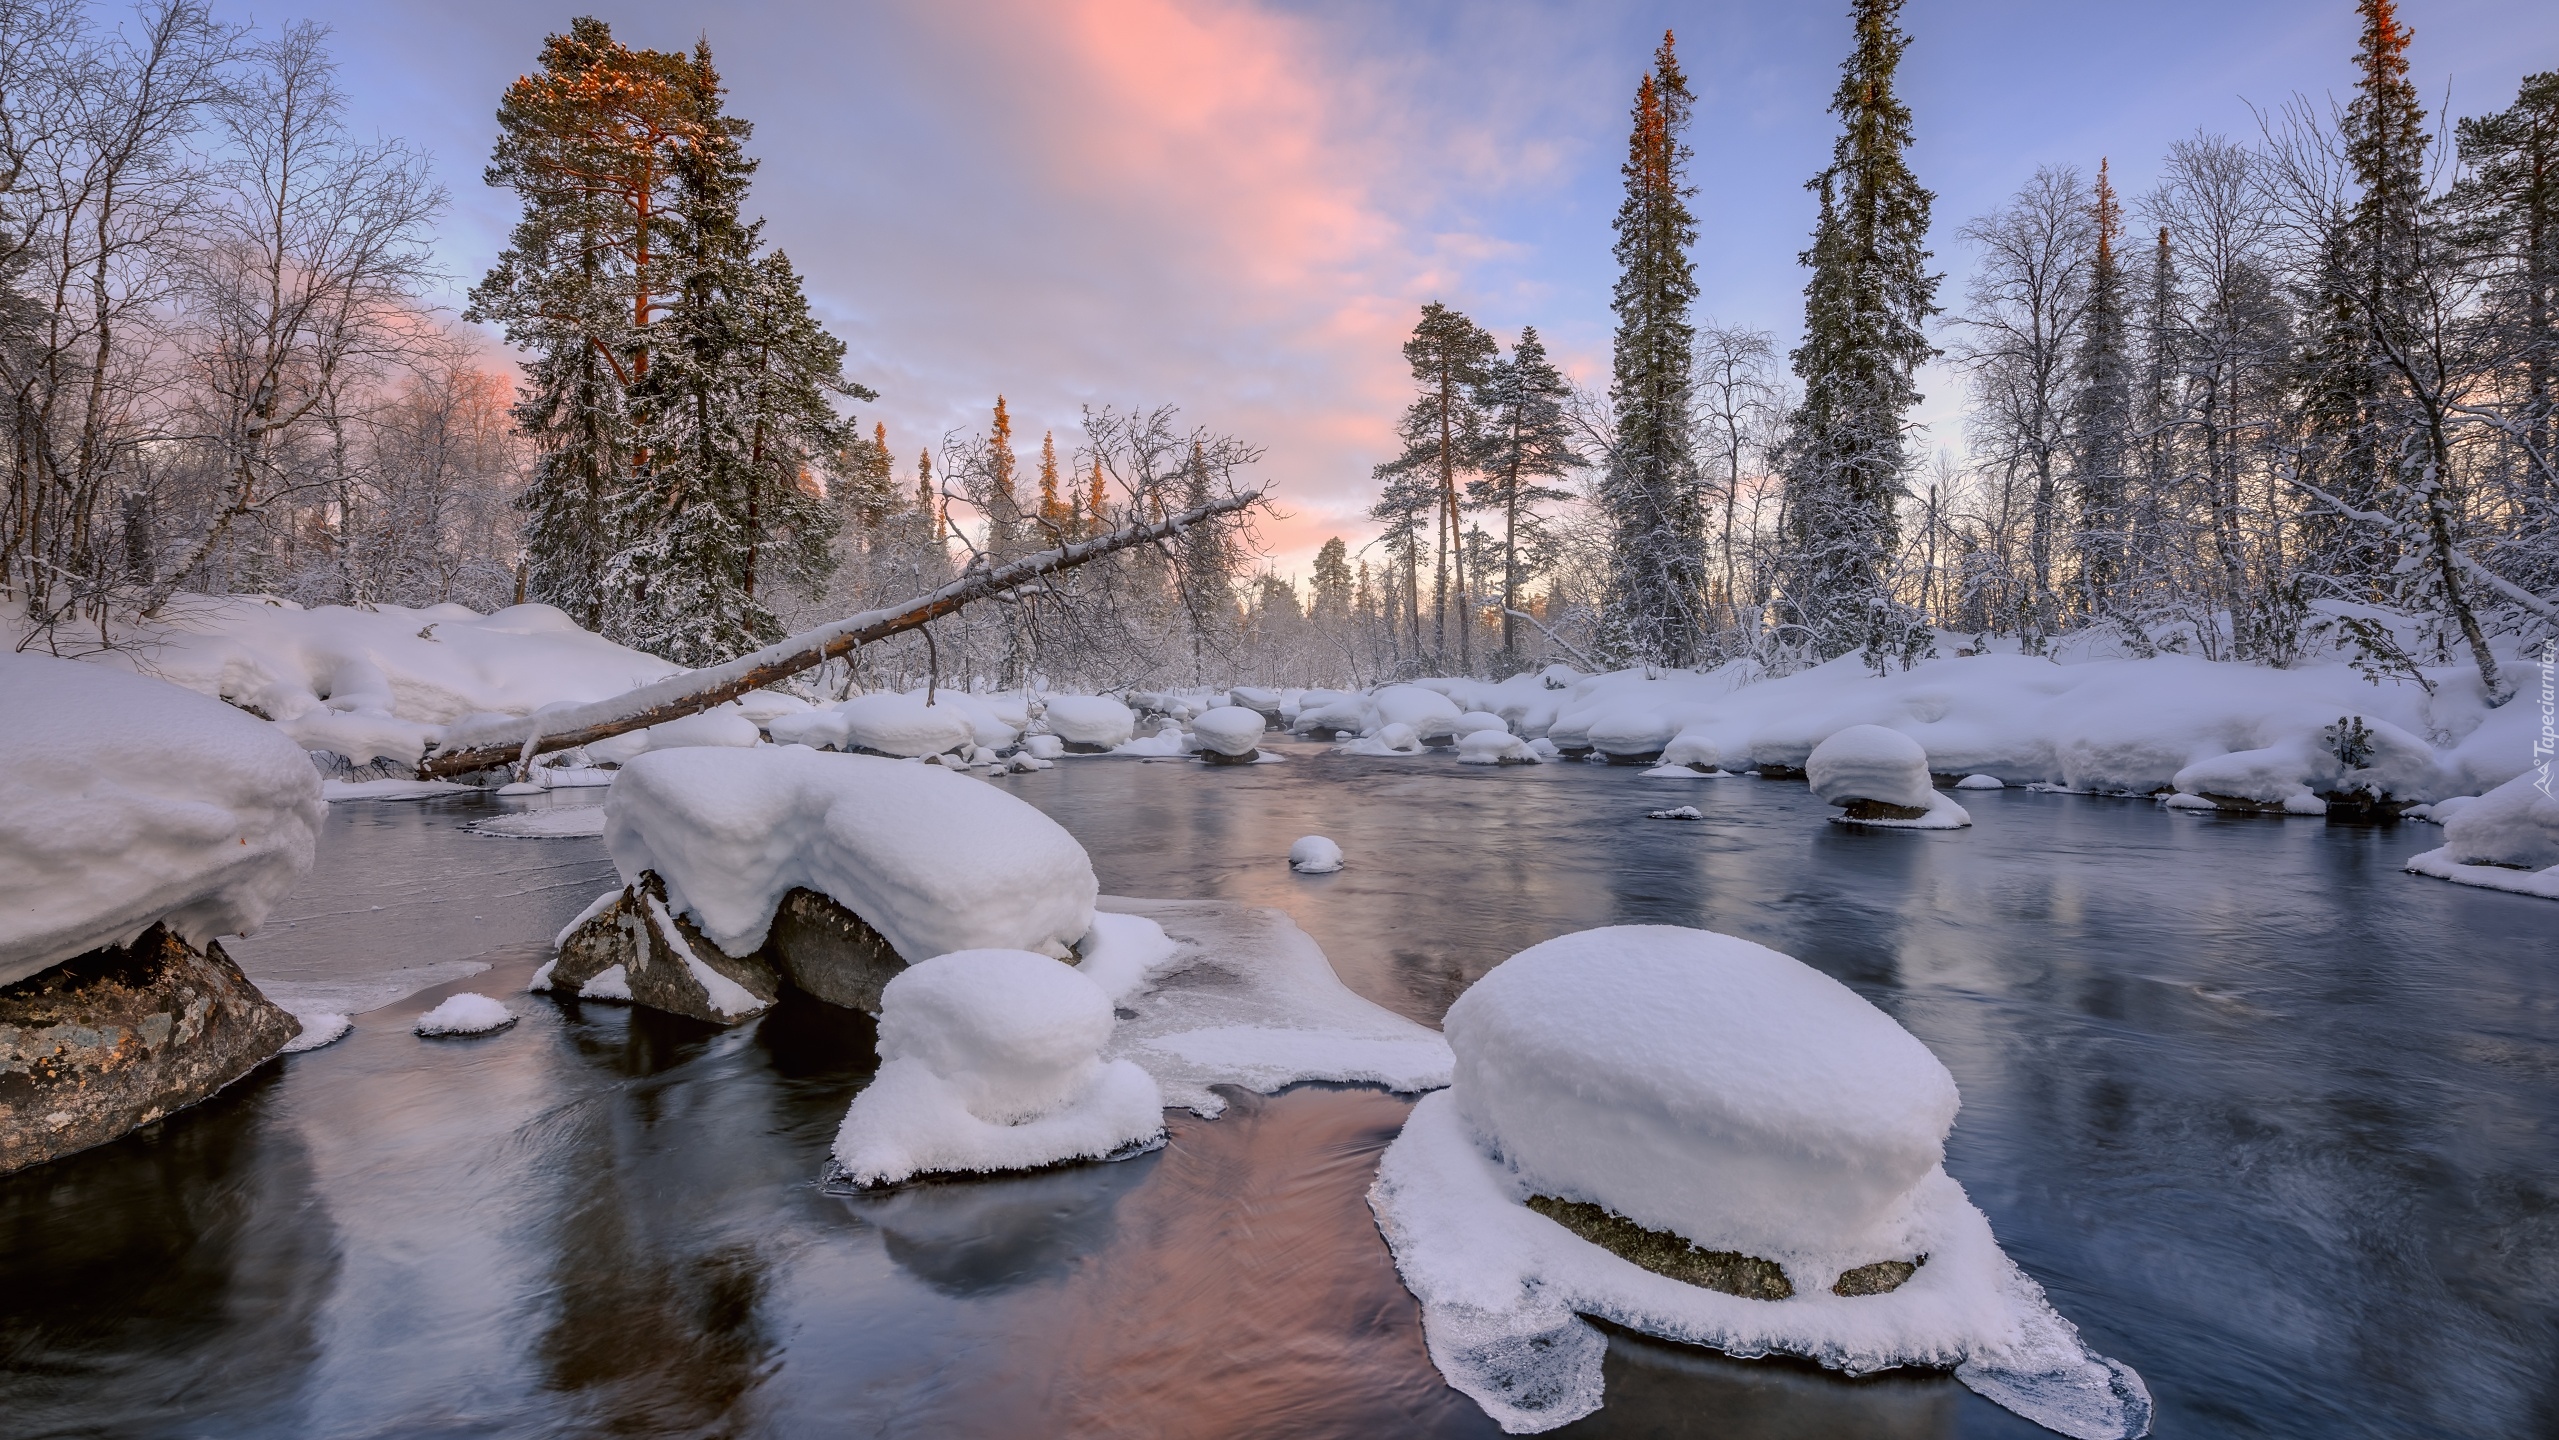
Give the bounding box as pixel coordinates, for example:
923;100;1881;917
768;692;974;758
1;652;324;986
1041;694;1136;749
1367;925;2151;1439
1807;724;1971;828
1189;705;1266;758
830;949;1164;1186
602;746;1099;964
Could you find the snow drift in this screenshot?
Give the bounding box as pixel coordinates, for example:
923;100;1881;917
2404;770;2559;900
1370;925;2149;1438
1;652;324;986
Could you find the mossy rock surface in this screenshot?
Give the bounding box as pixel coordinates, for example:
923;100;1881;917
1525;1195;1921;1301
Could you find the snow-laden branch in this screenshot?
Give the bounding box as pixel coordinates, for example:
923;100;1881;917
420;489;1265;778
2287;474;2557;622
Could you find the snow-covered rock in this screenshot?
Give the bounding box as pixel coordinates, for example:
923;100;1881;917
1368;926;2151;1438
1038;694;1135;750
415;993;515;1037
1588;708;1678;763
732;689;812;726
1451;711;1510;738
1021;732;1066;760
1288;836;1345;873
1658;729;1721;772
1337;722;1423;757
1373;684;1464;738
829;949;1164;1187
1808;725;1971;829
2;652;325;986
638;704;762;751
769;692;975;758
1458;730;1538;765
1956;773;2006;790
1114;722;1191;756
1190;705;1265;760
603;746;1098;964
1293;693;1370;738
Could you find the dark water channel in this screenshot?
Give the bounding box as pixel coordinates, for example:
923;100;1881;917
3;742;2553;1439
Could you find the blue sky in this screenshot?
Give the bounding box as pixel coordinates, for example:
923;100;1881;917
254;0;2557;571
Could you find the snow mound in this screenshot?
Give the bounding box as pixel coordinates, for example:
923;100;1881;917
468;806;607;839
1810;725;1971;828
603;746;1098;962
1337;722;1422;756
101;595;679;766
1659;730;1721;771
637;704;762;751
415;992;515;1036
1;652;325;985
2403;847;2559;900
830;949;1164;1187
769;692;974;758
1114;722;1191;756
1288;835;1345;873
2438;770;2559;871
1374;684;1464;736
1589;709;1678;760
1190;705;1265;757
1099;898;1452;1117
1369;926;2150;1438
1459;731;1538;765
1042;694;1136;748
1021;733;1066;760
1451;711;1511;737
1645;806;1702;821
1956;773;2006;790
1075;911;1182;1003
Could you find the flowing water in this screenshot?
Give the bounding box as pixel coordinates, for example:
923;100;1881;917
3;742;2553;1439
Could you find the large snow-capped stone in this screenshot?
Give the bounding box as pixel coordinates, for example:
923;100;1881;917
2;653;324;986
768;692;974;758
2434;770;2559;871
1372;684;1463;737
1806;725;1938;812
830;949;1164;1186
1042;694;1136;749
1189;705;1265;758
1370;925;2152;1439
1446;926;1958;1273
602;747;1098;963
1587;707;1678;762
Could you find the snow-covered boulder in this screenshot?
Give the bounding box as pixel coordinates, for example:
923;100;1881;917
770;692;974;758
830;949;1164;1186
1336;722;1423;757
1374;684;1463;740
603;746;1099;964
1042;694;1136;751
1450;711;1510;738
2;653;324;986
1458;730;1537;765
1288;836;1345;873
1956;773;2005;790
732;689;812;726
1658;729;1721;772
1190;705;1265;762
415;993;514;1037
1293;693;1370;739
1807;725;1971;828
1587;707;1678;764
1368;925;2151;1438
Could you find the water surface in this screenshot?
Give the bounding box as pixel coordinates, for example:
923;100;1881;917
4;742;2551;1438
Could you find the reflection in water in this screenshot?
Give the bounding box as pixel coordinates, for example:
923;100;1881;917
2;752;2552;1439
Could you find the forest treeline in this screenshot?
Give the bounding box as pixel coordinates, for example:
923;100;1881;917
5;1;2550;698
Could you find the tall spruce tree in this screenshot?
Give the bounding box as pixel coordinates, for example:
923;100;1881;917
1598;31;1708;666
1470;326;1584;670
1373;302;1496;670
2074;159;2135;619
1777;0;1940;664
2446;71;2559;549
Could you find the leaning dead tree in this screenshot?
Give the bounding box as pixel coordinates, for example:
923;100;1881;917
420;489;1264;778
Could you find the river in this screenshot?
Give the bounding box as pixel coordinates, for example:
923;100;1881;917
3;741;2552;1438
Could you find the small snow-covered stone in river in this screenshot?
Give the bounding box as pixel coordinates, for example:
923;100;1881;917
1288;835;1344;873
1956;773;2005;790
416;992;515;1036
1190;706;1265;759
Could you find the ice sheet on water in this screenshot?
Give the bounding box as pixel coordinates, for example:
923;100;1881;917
468;806;607;839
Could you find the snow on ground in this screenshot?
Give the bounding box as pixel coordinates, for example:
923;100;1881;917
2405;770;2559;900
1356;638;2542;803
85;595;679;767
1094;898;1453;1118
830;949;1165;1187
1190;705;1265;758
603;746;1098;962
468;807;608;839
1;651;325;985
414;993;516;1036
1808;725;1972;829
1368;926;2149;1438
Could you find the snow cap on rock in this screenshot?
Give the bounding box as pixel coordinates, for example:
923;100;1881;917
1288;835;1345;873
1042;694;1136;748
1806;725;1937;811
1190;706;1265;757
1444;925;1960;1272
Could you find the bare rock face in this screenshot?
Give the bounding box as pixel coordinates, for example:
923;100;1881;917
1524;1194;1921;1301
548;874;781;1025
1840;798;1933;822
1198;748;1259;766
0;924;296;1176
763;886;908;1013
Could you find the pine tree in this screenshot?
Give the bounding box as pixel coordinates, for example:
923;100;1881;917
1373;302;1496;670
1310;536;1354;622
918;449;943;541
468;18;693;629
1777;0;1940;664
1470;325;1584;669
1598;31;1708;667
2446;71;2559;554
2074;159;2135;619
983;396;1019;557
1037;430;1069;535
1087;455;1111;537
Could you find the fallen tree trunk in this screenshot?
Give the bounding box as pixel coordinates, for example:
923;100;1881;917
421;491;1261;779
